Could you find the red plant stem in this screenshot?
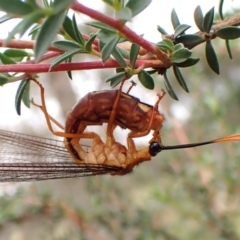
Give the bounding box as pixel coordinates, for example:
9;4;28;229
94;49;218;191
0;39;61;52
23;52;62;64
0;59;164;73
71;2;170;67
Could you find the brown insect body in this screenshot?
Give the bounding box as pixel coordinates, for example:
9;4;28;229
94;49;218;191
76;135;152;175
63;89;163;172
30;77;165;175
65;90;164;135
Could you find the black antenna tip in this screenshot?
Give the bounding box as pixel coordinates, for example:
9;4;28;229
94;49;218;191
149;142;162;156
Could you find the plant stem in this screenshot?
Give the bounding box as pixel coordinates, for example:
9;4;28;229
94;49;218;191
0;59;164;73
70;2;170;67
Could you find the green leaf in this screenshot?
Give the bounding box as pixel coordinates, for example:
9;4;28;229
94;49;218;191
63;16;79;42
171;48;192;63
72;14;85;46
130;43;140;68
52;40;81;51
15;79;30;115
5;11;45;46
205;41;219;74
0;74;9;86
112;47;127;67
0;53;16;64
163;72;178;100
174;58;200;68
194;5;204;31
125;0;151;17
175;34;203;49
116;46;130;59
0;14;13;24
157;25;168;35
4;49;29;58
98;30;118;44
99;39;104;52
173;66;189;92
146;69;157;75
156;39;174;52
50;48;82;70
174;24;191;38
85;34;97;52
22;80;30;108
173;43;184;51
203;7;214;33
115;7;132;21
171;8;180;29
116;68;125;73
225;40;232;59
35;10;66;62
0;0;35;15
101;36;120;62
156;43;171;52
216;27;240;40
219;0;224;20
106;72;126;88
87;21;116;32
138;70;154;90
28;24;41;39
52;0;75;14
65;57;72;80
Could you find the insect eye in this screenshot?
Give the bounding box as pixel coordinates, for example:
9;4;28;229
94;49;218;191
149;142;161;156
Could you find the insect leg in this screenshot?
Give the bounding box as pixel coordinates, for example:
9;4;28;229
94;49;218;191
127;90;166;148
126;80;136;94
67;132;105;163
106;80;125;137
30;78;96;139
31;99;64;130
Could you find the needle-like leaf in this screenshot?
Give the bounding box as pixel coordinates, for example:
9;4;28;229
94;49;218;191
205;41;219;74
15;79;30;116
34;10;66;62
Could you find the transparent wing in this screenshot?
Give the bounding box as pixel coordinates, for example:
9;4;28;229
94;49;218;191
0;130;123;182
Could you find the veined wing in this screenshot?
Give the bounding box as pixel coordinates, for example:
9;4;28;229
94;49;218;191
0;130;123;182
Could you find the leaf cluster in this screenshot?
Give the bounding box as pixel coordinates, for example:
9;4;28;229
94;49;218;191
156;4;240;99
0;0;239;114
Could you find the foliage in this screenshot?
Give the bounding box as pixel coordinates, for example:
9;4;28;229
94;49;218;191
0;0;239;105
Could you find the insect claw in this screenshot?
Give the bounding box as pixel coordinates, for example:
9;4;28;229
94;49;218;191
160;89;166;96
30;98;43;110
130;80;137;85
126;80;137;94
154;91;165;110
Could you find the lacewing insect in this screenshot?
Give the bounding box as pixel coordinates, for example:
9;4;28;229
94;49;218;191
29;78;165;175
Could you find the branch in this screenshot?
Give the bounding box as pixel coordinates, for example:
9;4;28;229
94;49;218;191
213;13;240;30
179;13;240;49
0;39;61;52
0;59;164;73
71;1;170;67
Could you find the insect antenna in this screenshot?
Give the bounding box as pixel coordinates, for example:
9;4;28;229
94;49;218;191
149;134;240;155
